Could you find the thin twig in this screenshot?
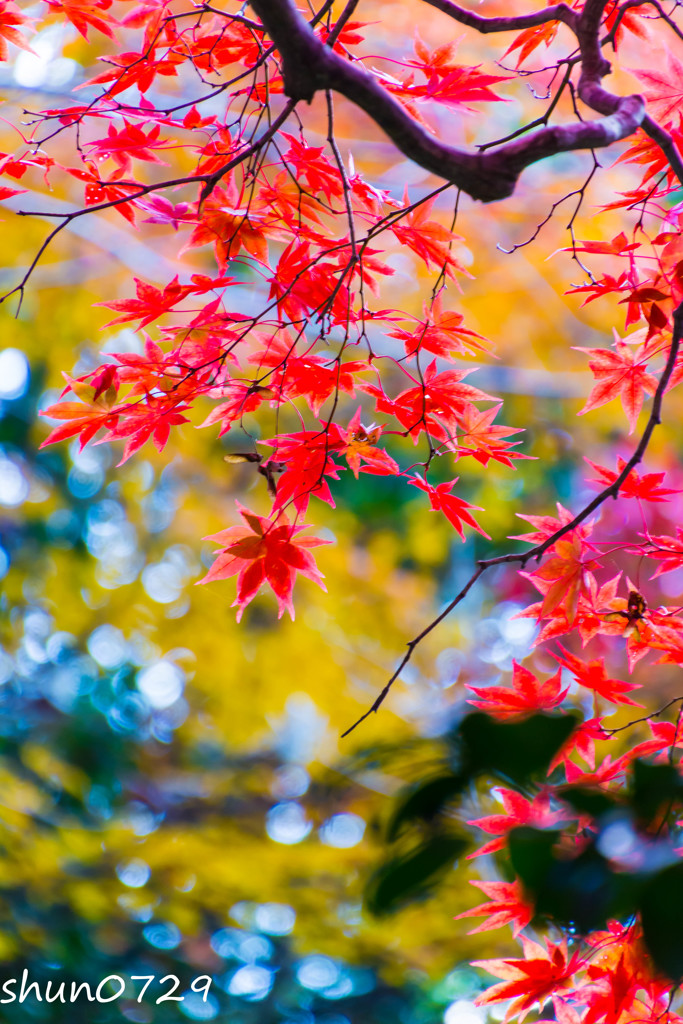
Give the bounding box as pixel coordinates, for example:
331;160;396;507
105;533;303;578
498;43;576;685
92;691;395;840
341;301;683;737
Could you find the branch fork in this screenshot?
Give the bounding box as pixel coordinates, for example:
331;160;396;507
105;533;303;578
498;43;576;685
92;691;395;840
249;0;645;201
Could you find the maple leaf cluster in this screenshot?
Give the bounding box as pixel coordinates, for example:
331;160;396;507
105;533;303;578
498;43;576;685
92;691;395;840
28;12;527;619
6;0;683;1020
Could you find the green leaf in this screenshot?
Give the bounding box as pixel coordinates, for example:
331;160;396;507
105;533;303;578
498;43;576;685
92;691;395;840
534;842;630;933
630;760;683;825
561;786;621;819
386;773;467;842
641;862;683;980
364;835;468;917
509;827;642;933
459;712;579;784
508;826;559;890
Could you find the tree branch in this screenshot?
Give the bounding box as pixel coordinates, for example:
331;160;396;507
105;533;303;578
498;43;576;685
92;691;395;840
341;300;683;738
419;0;578;34
249;0;645;202
0;101;296;309
641;114;683;184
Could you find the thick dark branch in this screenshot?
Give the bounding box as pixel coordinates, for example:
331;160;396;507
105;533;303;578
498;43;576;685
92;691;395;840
249;0;644;202
420;0;578;33
641;114;683;184
325;0;360;48
575;2;683;182
575;0;614;113
603;0;683;47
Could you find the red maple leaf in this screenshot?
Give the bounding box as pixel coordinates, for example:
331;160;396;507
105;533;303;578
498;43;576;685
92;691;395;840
258;175;325;232
280;133;342;203
348;167;401;215
39;373;120;449
423;64;509;108
564;752;631;787
261;410;398;512
84;46;183;94
260;430;341;514
512;503;588;546
620;720;683;765
186;17;264;73
648;527;683;577
250;333;368;416
551;644;642;707
455;879;533;937
468;788;570;858
549;717;611;773
583;921;665;1024
526;523;602;625
392;195;468;278
266;241;363;324
388;293;491;360
65;161;140;224
503;19;560;67
466;661;569;719
561;231;641;257
200;382;272;437
391;37;510;112
455;403;530;468
133;195;192;230
368;359;493;443
85;121;170;170
575;337;658;433
616;124;679;187
101;398;191;464
99;276;191;328
634;53;683;125
334;408;399;478
0;0;33;59
604;2;652;49
317;17;368;51
570;271;632;308
409;475;489;540
0;185;25;200
109;337;199;398
198;504;329;621
584;457;681;502
43;0;115;38
184;183;270;268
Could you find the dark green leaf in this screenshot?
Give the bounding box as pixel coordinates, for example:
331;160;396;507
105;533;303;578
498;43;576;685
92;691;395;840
364;835;468;917
509;827;642;933
460;712;579;784
631;760;683;825
508;826;559;890
561;787;620;819
641;862;683;980
386;773;467;842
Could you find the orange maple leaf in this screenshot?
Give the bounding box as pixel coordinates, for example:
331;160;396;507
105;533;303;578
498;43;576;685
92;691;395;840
527;531;601;625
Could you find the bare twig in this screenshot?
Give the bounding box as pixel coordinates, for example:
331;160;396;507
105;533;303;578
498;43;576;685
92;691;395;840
341;301;683;737
1;101;297;308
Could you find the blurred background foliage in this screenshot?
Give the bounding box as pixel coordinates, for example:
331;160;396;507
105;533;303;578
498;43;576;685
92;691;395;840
2;2;683;1021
